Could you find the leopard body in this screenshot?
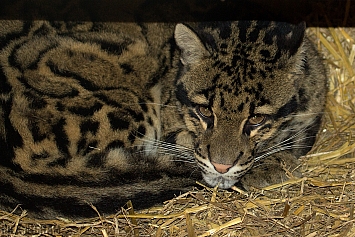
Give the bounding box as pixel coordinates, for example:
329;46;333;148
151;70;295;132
0;20;327;218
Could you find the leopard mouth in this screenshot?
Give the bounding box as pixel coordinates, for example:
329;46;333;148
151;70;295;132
202;173;238;189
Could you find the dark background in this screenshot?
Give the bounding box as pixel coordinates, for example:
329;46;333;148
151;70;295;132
0;0;354;26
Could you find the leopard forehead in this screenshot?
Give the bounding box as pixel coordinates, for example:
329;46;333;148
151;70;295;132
176;21;305;117
193;21;303;66
187;62;297;113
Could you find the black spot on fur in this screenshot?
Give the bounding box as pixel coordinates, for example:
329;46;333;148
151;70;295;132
107;140;125;150
298;88;308;111
263;31;274;45
0;71;12;94
260;70;267;79
128;131;136;144
100;41;129;55
107;112;130;130
137;125;146;138
257;82;264;92
249;102;255;115
8;44;24;70
237;21;251;43
52;118;70;165
68;102;103;117
219;93;225;107
127;125;147;143
147;117;154;126
220;43;227;49
0;97;23;171
260;49;270;58
55;102;65;111
275;96;298;119
212;73;221;84
31;152;50;160
164;132;177;145
87;153;105;168
272;51;282;65
139;99;148;112
248;28;260;42
176;84;191;106
244;86;256;95
29;121;47;142
48;157;68;167
80;119;100;135
120;63;133;74
24;91;47;109
77;138;87;155
219;24;232;39
257;96;270;106
128;109;144;122
237;102;244;112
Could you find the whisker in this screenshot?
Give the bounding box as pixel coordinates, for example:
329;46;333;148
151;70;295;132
134;143;192;153
263;123;316;152
134;133;193;151
135;144;194;156
263;135;316;154
129;128;197;164
155;152;195;163
287;112;326;117
134;148;195;162
255;121;319;162
255;144;313;162
120;102;179;109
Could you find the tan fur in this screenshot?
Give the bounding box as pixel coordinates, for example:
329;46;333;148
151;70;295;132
0;20;327;218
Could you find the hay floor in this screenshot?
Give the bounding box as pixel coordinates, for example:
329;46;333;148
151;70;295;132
1;11;355;237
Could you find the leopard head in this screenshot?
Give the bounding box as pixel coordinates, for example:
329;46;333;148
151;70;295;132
174;21;310;188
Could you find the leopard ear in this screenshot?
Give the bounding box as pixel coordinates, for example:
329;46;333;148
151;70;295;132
281;22;306;56
174;23;209;66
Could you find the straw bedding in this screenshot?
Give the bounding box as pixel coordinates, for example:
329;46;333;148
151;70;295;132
1;4;355;237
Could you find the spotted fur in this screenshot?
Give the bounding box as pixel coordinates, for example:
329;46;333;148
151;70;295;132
0;20;327;218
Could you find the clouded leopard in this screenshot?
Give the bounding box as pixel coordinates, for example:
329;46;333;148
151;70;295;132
0;20;327;218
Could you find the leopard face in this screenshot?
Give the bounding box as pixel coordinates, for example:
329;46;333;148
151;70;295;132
173;22;326;189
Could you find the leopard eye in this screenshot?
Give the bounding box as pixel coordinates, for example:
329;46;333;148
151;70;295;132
196;106;213;119
247;115;266;126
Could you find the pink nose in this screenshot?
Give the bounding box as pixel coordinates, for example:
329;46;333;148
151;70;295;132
211;162;233;174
